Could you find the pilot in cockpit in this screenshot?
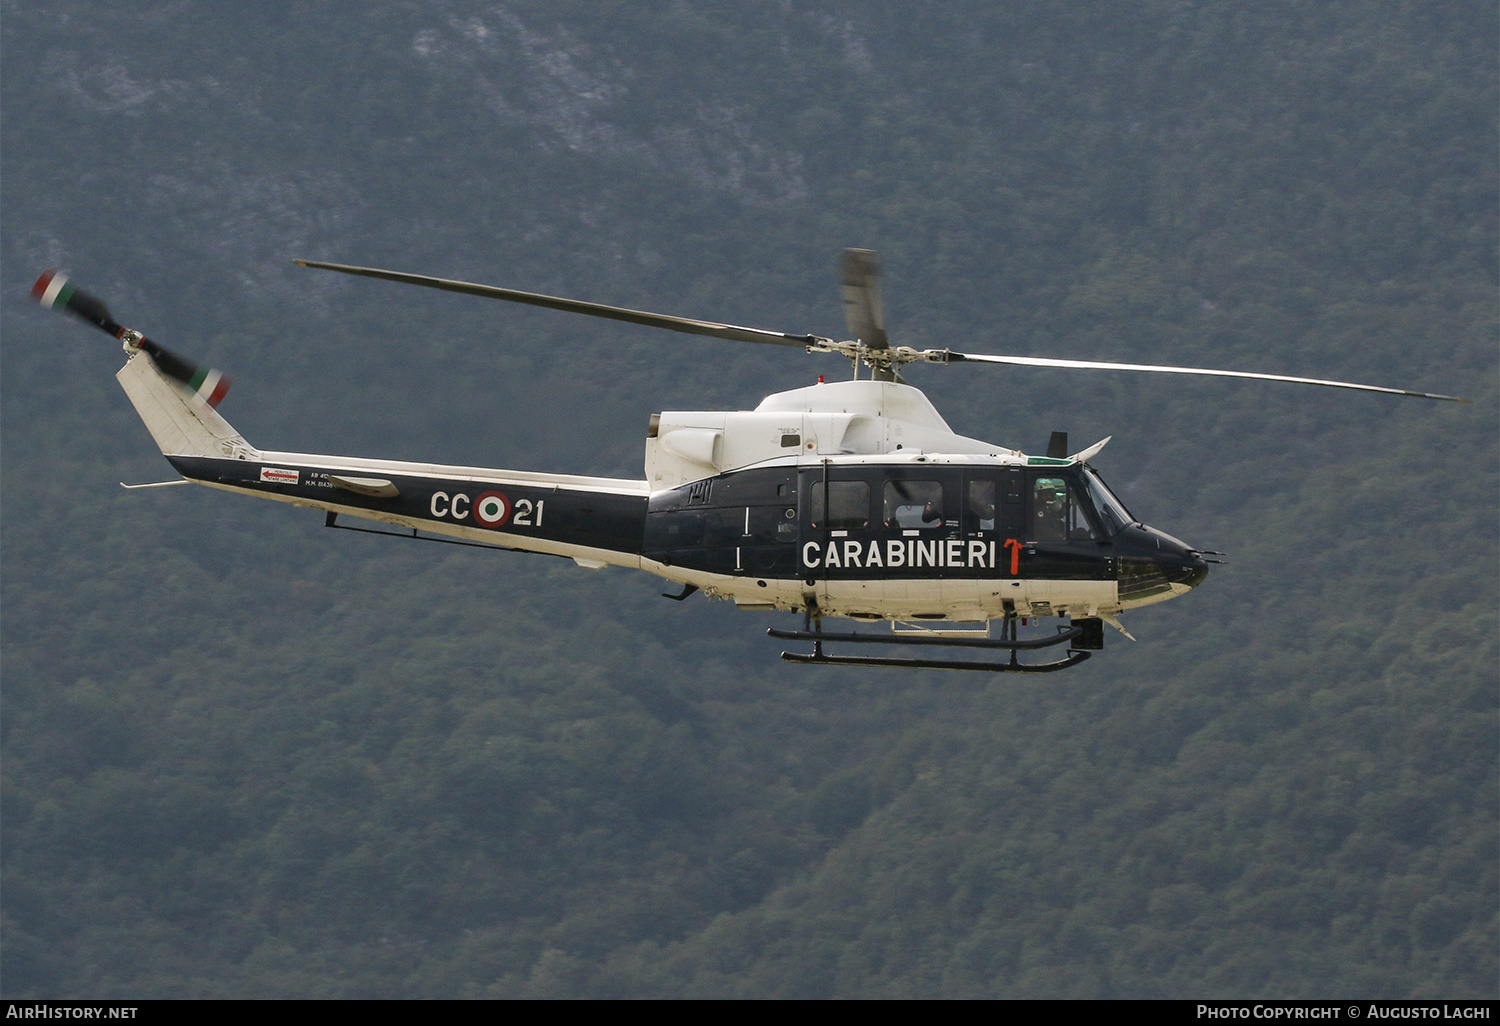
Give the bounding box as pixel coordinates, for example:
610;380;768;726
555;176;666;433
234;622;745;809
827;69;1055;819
1033;479;1068;543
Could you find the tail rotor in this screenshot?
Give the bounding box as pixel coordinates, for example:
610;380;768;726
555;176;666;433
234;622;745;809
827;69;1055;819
32;270;232;408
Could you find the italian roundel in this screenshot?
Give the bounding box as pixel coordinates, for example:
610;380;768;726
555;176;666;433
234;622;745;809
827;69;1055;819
473;491;511;528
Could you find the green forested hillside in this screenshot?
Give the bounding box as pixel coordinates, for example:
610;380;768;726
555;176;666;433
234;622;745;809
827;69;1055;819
2;1;1494;998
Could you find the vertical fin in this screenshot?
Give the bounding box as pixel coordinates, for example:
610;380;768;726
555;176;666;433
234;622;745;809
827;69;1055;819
116;351;256;460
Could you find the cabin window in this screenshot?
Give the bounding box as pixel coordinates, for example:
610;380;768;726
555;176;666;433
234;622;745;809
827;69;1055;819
966;480;997;531
1031;476;1097;543
884;479;944;529
810;480;869;530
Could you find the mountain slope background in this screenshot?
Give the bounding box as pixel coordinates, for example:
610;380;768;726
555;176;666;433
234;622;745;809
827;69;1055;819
2;1;1494;998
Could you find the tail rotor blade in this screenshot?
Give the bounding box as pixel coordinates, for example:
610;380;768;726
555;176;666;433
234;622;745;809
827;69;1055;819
139;339;232;407
32;269;121;335
32;269;232;408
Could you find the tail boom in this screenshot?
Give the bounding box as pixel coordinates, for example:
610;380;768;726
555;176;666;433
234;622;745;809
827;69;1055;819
116;338;648;567
167;452;649;569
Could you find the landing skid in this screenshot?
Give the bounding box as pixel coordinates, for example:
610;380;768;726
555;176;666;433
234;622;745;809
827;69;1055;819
769;617;1101;673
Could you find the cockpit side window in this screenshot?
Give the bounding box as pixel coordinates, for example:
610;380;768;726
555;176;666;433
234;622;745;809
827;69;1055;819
1031;475;1097;543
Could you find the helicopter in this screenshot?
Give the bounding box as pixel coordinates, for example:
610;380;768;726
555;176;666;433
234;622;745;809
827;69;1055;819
31;251;1467;672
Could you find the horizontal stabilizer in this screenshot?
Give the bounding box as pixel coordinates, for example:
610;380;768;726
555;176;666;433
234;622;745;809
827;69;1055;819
119;478;190;490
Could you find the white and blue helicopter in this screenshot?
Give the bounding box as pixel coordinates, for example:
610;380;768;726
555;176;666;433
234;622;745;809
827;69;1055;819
32;251;1466;672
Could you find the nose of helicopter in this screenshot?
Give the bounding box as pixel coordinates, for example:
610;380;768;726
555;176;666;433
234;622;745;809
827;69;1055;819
1161;556;1210;590
1116;525;1212;608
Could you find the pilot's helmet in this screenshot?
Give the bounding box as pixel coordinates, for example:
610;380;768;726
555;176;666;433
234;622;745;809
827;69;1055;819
1035;478;1066;506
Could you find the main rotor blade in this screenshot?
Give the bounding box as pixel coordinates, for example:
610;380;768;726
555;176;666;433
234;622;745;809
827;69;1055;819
295;260;820;349
946;351;1470;402
839;249;887;350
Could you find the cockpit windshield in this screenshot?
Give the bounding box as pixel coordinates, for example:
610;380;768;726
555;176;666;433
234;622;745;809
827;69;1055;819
1081;468;1134;537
